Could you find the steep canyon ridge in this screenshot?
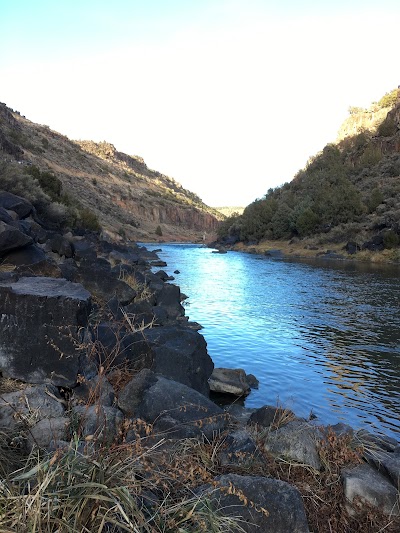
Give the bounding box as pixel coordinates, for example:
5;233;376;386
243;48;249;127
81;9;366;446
0;101;221;241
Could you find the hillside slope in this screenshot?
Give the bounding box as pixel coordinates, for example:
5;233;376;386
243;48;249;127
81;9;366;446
0;102;221;241
218;88;400;259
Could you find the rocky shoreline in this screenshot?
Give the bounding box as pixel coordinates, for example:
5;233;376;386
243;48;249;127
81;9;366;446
0;191;399;532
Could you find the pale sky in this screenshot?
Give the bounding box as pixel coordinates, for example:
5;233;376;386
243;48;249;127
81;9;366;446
1;1;399;206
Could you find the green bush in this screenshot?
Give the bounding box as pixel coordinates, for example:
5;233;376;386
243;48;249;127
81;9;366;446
155;225;163;236
377;88;398;109
383;230;399;249
360;145;383;166
25;166;62;201
295;207;321;237
366;188;384;213
0;162;49;208
78;208;101;232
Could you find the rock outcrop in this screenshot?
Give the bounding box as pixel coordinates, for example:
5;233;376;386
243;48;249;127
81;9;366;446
0;277;91;386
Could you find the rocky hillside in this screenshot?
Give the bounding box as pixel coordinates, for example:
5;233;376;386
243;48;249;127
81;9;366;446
0;102;222;241
218;88;400;259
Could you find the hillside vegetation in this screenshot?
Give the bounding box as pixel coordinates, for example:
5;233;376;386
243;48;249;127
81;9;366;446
0;103;222;241
218;88;400;259
214;206;244;217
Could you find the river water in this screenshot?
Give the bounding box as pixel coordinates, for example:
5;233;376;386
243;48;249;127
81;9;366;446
141;243;400;440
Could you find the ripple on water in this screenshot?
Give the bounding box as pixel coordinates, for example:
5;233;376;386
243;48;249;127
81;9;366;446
142;243;400;439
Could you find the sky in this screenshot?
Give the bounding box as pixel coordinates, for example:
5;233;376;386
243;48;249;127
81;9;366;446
1;1;399;207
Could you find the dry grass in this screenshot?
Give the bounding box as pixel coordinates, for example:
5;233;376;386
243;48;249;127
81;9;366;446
252;427;400;533
0;376;26;394
118;272;154;303
0;309;398;532
0;261;16;272
233;239;344;258
233;239;400;265
0;426;244;532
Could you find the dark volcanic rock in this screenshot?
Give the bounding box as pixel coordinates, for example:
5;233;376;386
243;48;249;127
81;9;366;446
0;207;14;224
362;234;385;251
218;429;265;468
73;257;136;305
118;369;228;440
0;220;33;255
0;191;34;219
2;243;46;265
0;277;91;386
153;283;184;320
263;420;322;470
129;326;214;395
248;405;296;429
341;463;400;516
198;474;310;533
48;234;74;258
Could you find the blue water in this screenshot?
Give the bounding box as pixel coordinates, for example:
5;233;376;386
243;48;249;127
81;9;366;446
142;243;400;440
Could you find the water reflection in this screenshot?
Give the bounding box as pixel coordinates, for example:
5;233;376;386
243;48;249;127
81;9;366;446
142;244;400;439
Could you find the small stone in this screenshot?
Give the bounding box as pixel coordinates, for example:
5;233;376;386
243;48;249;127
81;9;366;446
208;368;251;397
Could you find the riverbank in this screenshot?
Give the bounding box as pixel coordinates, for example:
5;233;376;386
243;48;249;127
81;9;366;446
231;239;400;265
0;192;399;531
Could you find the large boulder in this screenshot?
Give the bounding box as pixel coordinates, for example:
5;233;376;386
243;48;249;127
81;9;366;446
72;405;124;445
218;429;265;468
341;463;400;516
2;243;46;266
153;283;185;320
263;420;322;470
118;369;228;440
47;234;74;258
128;326;214;395
0;191;34;219
0;220;32;255
27;417;70;451
73;257;136;305
198;474;310;533
0;277;91;386
0;206;14;224
363;446;400;489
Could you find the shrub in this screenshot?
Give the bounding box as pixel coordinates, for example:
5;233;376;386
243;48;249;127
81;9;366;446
383;230;400;249
377;88;398;109
42;202;69;224
377;116;397;137
155;225;163;236
366;187;384;213
360;145;382;166
0;161;50;208
25;165;62;201
78;207;101;232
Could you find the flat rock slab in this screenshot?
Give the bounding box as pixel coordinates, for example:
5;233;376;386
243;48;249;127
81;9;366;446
0;277;91;386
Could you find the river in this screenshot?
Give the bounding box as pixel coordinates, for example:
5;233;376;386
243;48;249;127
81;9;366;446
141;243;400;440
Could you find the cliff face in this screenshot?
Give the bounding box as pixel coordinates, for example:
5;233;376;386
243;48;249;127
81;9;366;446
0;103;221;241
